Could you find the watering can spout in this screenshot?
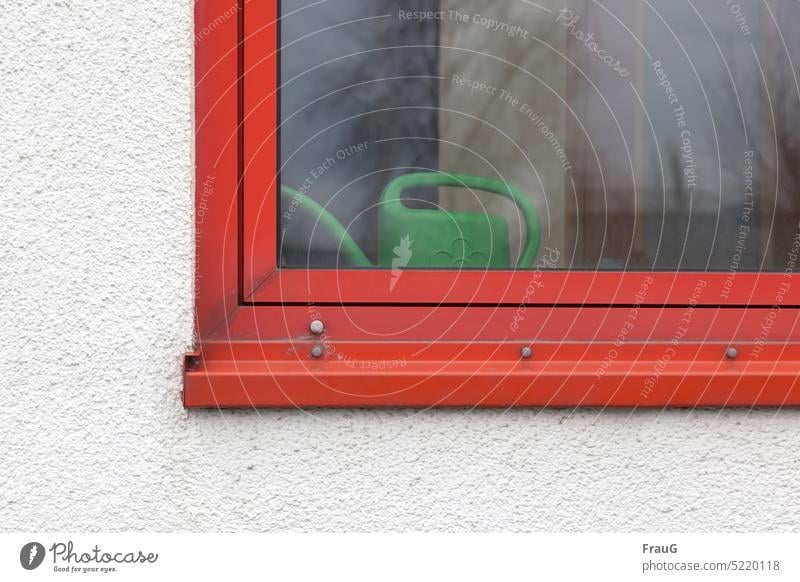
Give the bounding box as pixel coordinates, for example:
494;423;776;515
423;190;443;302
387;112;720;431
280;186;373;267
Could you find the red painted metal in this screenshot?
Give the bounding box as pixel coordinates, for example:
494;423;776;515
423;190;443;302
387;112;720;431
248;269;800;306
242;0;278;298
193;0;241;336
184;341;800;408
186;0;800;408
211;306;800;343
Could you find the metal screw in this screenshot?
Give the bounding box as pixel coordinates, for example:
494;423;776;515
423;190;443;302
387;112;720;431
726;346;738;360
310;345;324;359
521;346;533;359
310;320;325;335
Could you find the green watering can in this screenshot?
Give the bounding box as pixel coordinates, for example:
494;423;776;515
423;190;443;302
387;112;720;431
281;172;541;268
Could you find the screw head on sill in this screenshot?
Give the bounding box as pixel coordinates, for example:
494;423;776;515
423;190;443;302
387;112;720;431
521;346;534;359
310;320;325;335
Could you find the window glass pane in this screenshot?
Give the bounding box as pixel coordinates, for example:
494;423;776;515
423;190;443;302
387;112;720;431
279;0;800;271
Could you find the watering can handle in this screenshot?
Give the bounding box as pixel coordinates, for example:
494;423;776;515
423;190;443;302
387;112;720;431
280;186;373;267
381;172;542;268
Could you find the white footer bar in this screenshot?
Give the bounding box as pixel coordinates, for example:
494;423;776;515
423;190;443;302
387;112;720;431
1;534;795;581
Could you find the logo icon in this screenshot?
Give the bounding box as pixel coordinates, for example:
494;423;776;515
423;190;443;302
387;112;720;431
20;542;46;570
390;235;413;291
432;238;489;268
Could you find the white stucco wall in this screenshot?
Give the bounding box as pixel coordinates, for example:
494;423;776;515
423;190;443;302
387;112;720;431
2;0;800;532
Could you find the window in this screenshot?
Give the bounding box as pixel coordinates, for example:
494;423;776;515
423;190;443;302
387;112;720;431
186;0;800;408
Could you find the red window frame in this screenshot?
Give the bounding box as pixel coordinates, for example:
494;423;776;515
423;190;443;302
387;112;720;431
185;0;800;408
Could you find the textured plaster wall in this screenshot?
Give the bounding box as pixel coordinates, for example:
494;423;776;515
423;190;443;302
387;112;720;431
2;0;800;532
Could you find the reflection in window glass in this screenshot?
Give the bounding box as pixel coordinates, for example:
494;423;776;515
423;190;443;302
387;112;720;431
279;0;800;271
